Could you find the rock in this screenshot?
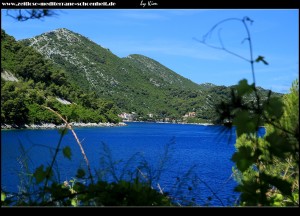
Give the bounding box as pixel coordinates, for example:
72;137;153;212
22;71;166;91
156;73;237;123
2;122;127;130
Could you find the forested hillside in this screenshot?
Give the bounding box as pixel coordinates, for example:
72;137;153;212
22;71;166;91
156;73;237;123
20;28;281;122
1;29;121;127
1;28;281;127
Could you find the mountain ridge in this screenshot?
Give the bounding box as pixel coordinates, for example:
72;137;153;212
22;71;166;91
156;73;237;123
20;28;281;122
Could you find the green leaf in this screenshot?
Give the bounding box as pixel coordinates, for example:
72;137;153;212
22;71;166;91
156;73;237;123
63;146;72;160
274;194;283;202
233;111;257;137
71;198;77;207
264;97;284;120
293;193;298;203
1;192;6;202
236;79;254;96
76;168;86;178
33;165;47;184
255;55;269;65
273;201;282;206
33;165;53;184
231;146;254;172
265;131;292;157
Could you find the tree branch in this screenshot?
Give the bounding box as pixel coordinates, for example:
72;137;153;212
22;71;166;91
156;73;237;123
42;106;94;185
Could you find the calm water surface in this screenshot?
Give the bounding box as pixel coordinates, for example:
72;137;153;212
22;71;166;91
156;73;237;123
1;122;251;206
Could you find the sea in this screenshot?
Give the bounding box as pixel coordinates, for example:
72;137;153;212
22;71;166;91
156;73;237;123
1;122;260;206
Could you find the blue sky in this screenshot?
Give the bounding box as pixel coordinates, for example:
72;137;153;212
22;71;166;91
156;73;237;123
1;9;298;93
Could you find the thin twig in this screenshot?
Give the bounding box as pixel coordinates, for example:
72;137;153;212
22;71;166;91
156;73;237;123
196;177;225;206
193;17;252;63
136;167;150;185
42;106;94;184
193;37;250;63
157;183;164;195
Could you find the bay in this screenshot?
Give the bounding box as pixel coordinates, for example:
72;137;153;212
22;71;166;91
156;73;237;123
1;122;249;206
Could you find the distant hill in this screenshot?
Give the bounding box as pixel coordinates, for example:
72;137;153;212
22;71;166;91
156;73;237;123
19;28;282;122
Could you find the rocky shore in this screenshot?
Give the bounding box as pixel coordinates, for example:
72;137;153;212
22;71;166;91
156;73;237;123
1;122;127;130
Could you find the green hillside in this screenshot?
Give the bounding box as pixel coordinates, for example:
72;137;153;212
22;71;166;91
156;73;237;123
1;29;121;128
18;28;281;123
19;28;209;122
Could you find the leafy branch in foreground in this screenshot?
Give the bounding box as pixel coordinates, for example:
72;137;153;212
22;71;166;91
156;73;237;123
5;9;57;22
197;16;299;206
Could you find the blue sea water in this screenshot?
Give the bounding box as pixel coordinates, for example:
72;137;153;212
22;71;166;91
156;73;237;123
1;122;257;206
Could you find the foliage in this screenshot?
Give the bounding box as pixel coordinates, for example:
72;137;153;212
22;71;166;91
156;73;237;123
201;17;299;206
5;9;56;22
1;29;121;127
1;81;29;125
232;80;299;206
2;15;296;207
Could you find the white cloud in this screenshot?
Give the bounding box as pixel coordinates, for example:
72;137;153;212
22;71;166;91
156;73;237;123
100;38;230;61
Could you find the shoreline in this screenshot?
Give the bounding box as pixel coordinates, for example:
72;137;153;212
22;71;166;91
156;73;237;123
1;122;127;130
1;121;216;130
123;120;214;126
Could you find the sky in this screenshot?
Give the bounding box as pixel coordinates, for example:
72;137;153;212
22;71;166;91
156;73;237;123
1;9;299;93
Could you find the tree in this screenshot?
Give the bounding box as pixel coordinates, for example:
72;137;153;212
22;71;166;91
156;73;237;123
197;17;299;206
1;82;29;125
232;79;299;206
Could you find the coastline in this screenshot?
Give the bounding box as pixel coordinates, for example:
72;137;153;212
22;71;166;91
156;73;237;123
1;121;215;130
123;120;214;126
1;122;127;130
156;121;214;126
